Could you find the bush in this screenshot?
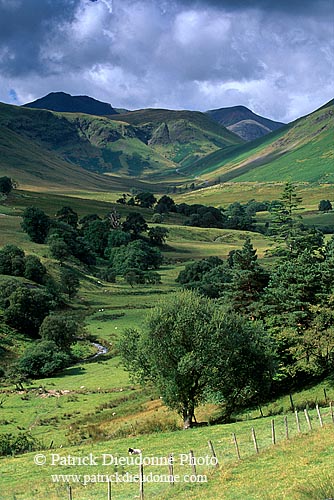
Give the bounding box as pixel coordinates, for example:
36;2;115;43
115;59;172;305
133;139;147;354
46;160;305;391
3;287;54;336
110;240;163;274
24;255;47;284
18;340;71;377
21;207;50;243
97;266;116;283
39;315;78;351
0;245;25;276
0;177;15;196
0;432;42;456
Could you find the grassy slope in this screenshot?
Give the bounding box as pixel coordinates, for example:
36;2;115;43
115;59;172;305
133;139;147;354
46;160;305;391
0;185;333;498
111;108;243;168
0;102;178;185
181;100;334;183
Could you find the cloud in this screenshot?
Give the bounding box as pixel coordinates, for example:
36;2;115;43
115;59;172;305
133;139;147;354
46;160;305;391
0;0;333;121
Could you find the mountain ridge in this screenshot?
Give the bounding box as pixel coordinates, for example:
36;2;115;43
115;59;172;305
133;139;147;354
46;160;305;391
23;91;118;116
206;105;285;141
182;99;334;183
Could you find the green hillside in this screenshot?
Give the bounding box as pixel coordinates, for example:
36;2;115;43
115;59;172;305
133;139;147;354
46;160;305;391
181;100;334;183
111;108;243;168
0;103;176;182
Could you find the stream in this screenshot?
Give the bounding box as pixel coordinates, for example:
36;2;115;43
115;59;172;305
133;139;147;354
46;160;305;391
90;342;108;358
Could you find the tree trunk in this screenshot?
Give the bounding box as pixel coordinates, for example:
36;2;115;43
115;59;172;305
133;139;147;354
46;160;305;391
183;406;195;429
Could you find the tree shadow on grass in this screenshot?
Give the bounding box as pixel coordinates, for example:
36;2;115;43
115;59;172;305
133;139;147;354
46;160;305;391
57;366;86;378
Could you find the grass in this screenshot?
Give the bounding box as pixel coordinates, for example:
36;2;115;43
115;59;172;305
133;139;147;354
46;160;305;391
180;101;334;185
175;182;334;210
0;408;333;499
0;184;333;499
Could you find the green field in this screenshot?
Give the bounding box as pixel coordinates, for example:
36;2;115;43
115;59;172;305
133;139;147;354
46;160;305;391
0;169;334;499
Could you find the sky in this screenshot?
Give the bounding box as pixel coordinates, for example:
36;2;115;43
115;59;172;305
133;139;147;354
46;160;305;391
0;0;333;122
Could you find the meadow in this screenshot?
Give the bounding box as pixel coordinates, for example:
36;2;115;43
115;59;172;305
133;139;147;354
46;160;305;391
0;183;334;499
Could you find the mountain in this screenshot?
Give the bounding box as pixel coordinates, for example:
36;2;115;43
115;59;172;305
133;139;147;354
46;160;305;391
111;108;243;168
23;92;118;116
206;105;285;141
19;93;243;179
0;102;168;190
181;99;334;183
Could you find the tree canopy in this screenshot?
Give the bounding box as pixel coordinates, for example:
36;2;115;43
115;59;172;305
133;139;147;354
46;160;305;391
118;290;274;427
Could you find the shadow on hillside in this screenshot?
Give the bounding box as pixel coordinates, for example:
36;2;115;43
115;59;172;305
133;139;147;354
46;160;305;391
58;366;86;377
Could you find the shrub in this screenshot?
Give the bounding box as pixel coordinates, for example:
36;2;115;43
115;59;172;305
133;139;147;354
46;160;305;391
24;255;47;284
18;340;71;377
0;432;42;456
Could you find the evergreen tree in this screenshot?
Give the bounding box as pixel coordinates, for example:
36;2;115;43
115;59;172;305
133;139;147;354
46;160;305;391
226;237;269;315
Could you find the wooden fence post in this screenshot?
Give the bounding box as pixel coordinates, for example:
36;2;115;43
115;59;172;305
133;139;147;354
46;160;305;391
168;453;174;487
139;461;144;500
284;416;289;440
324;387;328;403
232;433;241;460
330;401;334;423
271;419;276;445
295;410;301;433
304;408;312;431
68;486;72;500
208;440;219;468
289;394;295;412
316;404;323;427
251;427;259;454
189;450;197;475
107;479;112;500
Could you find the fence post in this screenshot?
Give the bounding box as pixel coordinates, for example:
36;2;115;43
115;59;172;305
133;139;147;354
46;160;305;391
168;453;174;487
284;416;289;440
232;433;241;460
251;427;259;454
68;486;72;500
289;394;295;412
271;419;276;445
189;450;197;475
107;479;112;500
139;461;144;500
324;387;328;403
304;408;312;431
316;404;323;428
208;440;219;468
295;410;301;433
330;401;334;423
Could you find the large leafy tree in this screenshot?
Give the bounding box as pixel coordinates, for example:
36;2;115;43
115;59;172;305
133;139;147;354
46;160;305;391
17;340;71;378
0;176;15;195
122;212;148;236
118;291;215;428
39;315;78;351
206;312;274;419
118;290;274;427
318;199;332;213
3;288;53;337
109;240;163;274
134;192;157;208
60;269;80;299
21;207;50;244
82;219;110;257
0;245;25;276
56;206;78;228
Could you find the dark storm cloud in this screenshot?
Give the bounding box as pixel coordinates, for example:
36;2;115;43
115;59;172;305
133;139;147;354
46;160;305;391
178;0;331;14
0;0;333;121
0;0;80;76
